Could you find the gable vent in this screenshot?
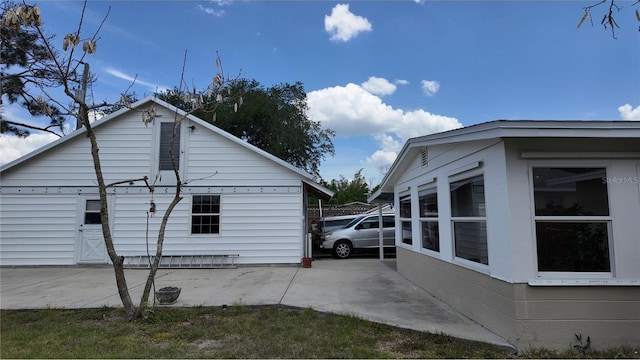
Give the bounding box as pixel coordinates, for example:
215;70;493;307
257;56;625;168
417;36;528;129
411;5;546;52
420;147;428;167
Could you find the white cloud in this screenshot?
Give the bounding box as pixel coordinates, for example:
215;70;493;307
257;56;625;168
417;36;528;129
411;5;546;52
393;109;461;141
308;83;403;137
421;80;440;96
307;81;462;169
308;82;460;141
361;77;397;96
105;67;169;93
198;4;225;17
0;132;58;166
366;134;402;165
395;79;409;86
324;4;372;42
618;104;640;120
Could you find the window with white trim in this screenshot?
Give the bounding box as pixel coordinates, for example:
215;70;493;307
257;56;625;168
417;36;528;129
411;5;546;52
84;200;102;225
450;175;487;265
419;186;439;252
399;194;412;245
533;167;611;273
191;195;220;234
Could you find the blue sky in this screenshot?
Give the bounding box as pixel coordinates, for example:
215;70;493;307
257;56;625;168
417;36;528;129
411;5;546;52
1;0;639;185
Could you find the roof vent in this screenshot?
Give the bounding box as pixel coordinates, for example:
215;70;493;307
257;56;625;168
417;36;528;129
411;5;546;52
420;147;428;167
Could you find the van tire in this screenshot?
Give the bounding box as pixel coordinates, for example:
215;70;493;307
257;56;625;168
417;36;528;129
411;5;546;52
333;240;352;259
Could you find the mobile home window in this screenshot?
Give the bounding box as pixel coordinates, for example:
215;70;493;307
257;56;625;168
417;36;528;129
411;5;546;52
159;122;181;171
419;187;439;252
191;195;220;234
399;194;412;245
450;175;488;265
533;167;611;272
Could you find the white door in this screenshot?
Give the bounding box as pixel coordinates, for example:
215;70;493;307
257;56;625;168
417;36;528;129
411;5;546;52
78;198;108;263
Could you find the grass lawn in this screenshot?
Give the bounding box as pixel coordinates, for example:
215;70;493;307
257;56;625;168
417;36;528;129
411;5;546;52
1;305;638;359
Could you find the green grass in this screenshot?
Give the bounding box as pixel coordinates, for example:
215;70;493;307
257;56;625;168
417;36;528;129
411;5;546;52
1;306;638;359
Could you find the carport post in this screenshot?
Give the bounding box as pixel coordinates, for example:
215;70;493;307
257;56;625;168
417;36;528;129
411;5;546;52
378;203;384;261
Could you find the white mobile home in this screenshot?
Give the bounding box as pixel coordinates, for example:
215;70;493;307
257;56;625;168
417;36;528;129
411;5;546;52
0;97;332;266
370;120;640;351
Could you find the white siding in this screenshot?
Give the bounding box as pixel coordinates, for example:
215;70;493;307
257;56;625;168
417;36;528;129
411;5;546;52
110;192;303;264
0;110;154;187
185;121;301;187
0;195;78;265
393;139;512;280
0;99;319;266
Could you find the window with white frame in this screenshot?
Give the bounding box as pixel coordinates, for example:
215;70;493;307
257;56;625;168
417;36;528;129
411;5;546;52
399;194;412;245
419;186;439;252
84;200;102;225
159;122;181;171
532;167;611;273
450;175;488;265
191;195;220;234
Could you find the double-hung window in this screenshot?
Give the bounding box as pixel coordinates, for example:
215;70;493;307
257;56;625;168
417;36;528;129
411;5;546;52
419;186;439;252
450;175;488;265
532;167;611;273
399;194;412;245
192;195;220;234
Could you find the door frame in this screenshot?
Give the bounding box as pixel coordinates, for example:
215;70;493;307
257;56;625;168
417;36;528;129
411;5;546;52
75;195;111;264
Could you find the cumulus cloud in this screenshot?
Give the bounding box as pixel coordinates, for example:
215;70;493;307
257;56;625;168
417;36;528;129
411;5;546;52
0;132;58;166
366;134;403;165
325;4;372;42
393;109;461;141
395;79;409;86
361;77;397;96
619;104;640;120
308;83;403;137
421;80;440;96
307;80;462;167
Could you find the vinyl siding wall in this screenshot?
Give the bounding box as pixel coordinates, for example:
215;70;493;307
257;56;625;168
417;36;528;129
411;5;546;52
111;192;303;264
0;195;78;265
0;103;309;265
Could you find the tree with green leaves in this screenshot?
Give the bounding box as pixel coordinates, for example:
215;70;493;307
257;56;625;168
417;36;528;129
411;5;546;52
157;79;335;177
324;169;370;205
1;1;69;136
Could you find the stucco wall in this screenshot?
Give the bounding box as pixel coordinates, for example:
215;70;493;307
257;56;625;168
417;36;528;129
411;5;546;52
397;247;640;351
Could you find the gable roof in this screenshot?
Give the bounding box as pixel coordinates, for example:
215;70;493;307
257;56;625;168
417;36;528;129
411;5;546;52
1;96;333;200
369;119;640;203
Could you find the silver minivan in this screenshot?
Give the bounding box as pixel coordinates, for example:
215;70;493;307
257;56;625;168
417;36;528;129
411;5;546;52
319;215;395;259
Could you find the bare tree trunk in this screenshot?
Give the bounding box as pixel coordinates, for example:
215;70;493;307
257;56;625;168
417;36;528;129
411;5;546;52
137;186;182;316
136;115;184;317
82;116;137;319
74;62;137;319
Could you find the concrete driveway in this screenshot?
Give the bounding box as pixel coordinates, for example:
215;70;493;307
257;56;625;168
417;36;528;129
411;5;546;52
0;257;514;351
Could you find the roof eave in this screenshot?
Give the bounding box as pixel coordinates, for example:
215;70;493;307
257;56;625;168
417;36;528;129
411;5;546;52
370;120;640;202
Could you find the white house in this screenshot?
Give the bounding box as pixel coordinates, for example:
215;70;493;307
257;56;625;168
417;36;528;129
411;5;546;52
369;120;640;352
0;97;332;267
